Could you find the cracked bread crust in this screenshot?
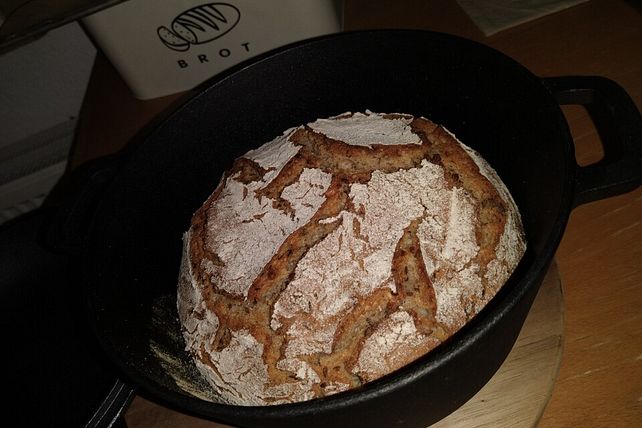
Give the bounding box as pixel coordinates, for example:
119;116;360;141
177;111;526;405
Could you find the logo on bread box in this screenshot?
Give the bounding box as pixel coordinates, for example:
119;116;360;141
157;3;241;52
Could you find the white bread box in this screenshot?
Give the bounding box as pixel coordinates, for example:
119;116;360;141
83;0;343;99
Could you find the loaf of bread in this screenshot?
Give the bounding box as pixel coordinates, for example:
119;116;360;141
177;111;526;405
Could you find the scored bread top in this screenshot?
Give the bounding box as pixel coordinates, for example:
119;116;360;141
177;111;526;405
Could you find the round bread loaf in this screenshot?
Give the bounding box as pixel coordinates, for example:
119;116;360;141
177;111;526;405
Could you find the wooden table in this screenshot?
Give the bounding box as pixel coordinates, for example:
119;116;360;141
71;0;642;426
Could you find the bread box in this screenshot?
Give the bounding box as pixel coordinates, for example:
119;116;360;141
82;0;343;99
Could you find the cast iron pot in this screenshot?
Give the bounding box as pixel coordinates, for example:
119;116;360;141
65;31;641;428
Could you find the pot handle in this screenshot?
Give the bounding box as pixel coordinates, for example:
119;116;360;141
542;76;642;207
39;155;122;255
85;379;136;428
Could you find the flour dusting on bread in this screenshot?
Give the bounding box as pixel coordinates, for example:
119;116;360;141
177;111;526;405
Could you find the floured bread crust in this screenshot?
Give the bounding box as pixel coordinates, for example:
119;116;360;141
177;111;526;405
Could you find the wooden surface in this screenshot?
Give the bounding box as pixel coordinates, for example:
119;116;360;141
125;263;564;428
71;0;642;426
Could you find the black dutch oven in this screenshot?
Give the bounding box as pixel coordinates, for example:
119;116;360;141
58;30;641;427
